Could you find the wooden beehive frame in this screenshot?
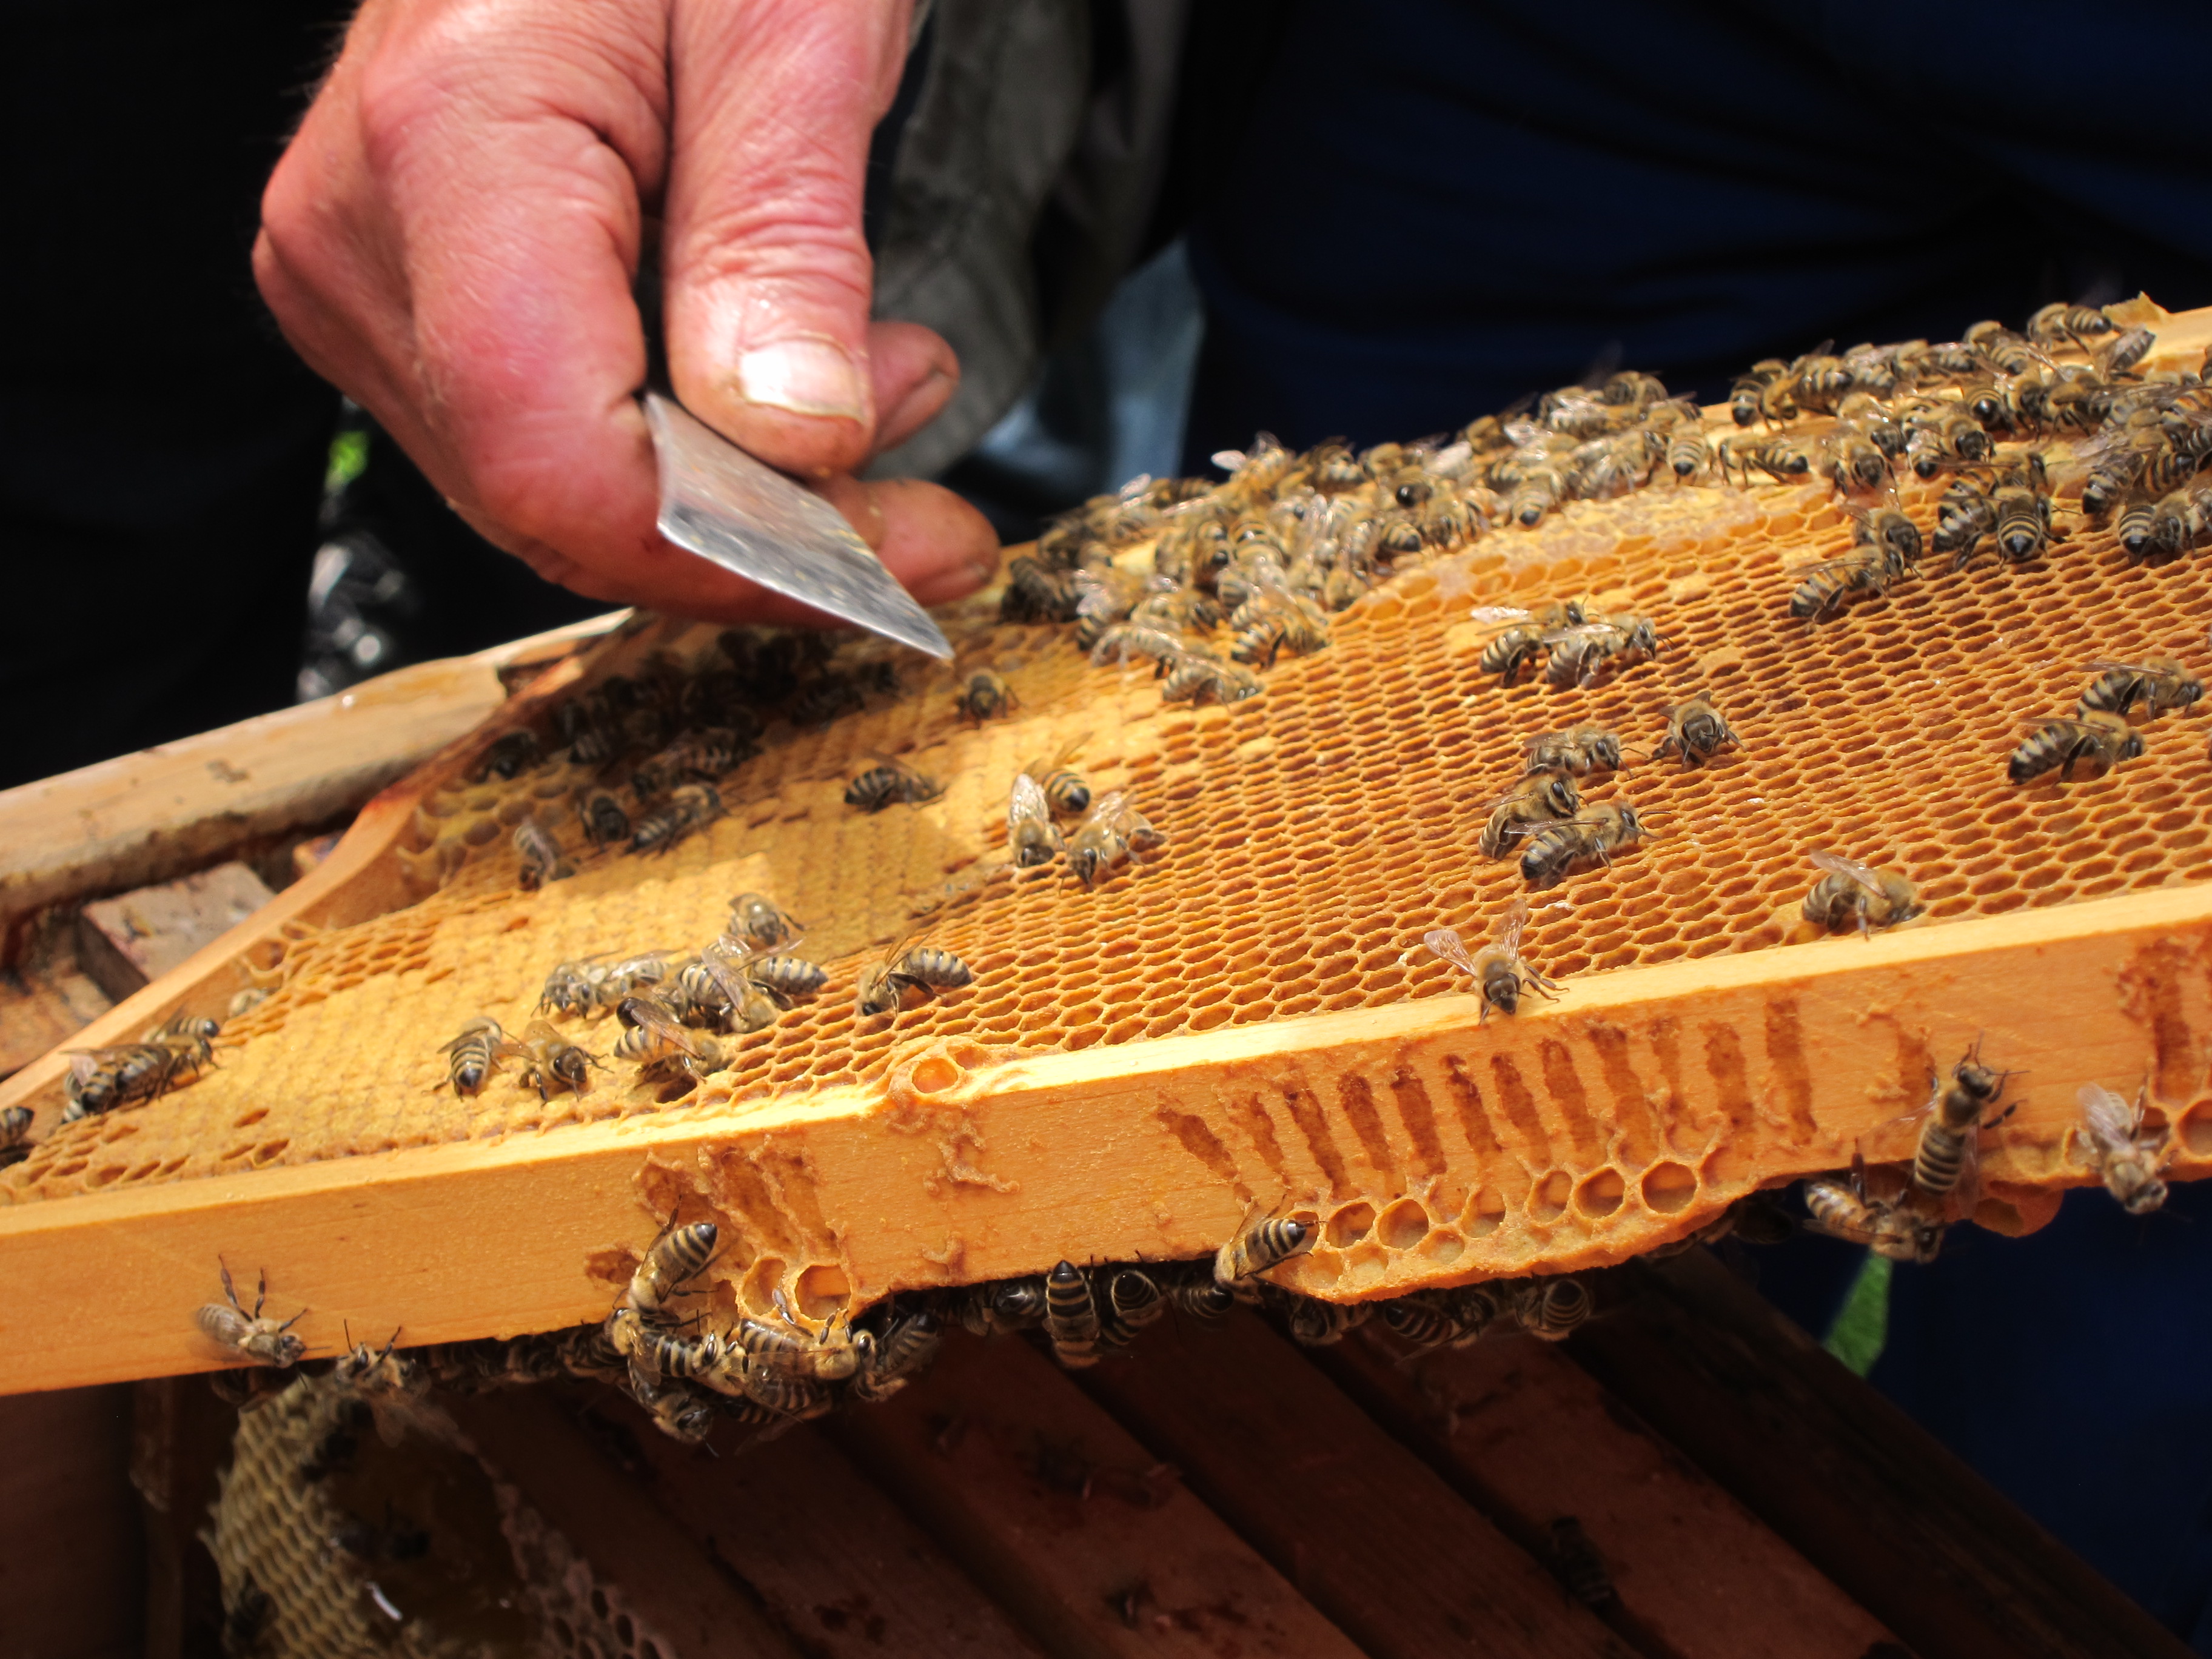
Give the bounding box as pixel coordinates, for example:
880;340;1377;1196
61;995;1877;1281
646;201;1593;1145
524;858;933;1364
6;306;2212;1398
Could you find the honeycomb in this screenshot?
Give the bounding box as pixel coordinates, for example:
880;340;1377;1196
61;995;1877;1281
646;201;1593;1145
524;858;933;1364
9;304;2212;1326
206;1367;654;1659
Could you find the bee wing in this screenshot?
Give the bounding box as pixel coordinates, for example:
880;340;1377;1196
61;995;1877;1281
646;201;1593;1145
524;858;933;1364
2076;1084;2135;1153
1082;789;1128;831
1008;771;1050;831
1495;897;1532;959
699;937;760;1004
1789;554;1882;578
2083;659;2163;675
1421;928;1484;977
1467;605;1535;629
521;1020;568;1049
1808;850;1890;899
617;996;707;1057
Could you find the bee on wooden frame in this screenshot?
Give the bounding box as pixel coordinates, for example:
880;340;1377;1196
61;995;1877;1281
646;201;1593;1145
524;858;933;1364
1801;852;1922;936
2074;1084;2172;1215
1421;897;1562;1022
196;1261;308;1368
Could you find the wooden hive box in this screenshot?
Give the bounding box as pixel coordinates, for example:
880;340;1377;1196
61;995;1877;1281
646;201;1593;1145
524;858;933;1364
5;302;2212;1397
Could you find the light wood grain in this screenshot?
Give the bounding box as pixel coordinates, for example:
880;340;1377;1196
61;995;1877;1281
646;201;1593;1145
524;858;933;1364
2;874;2211;1396
0;611;625;964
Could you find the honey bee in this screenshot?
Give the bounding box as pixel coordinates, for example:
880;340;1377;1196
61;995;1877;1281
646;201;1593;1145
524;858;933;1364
1510;1276;1593;1341
1803;1165;1942;1262
630;727;748;797
1001;555;1082;623
739;951;828;1004
63;1042;182;1119
1905;409;1994;478
1161;651;1264;705
1835;392;1906;455
1282;1296;1365;1347
1715;435;1812;486
1422;897;1562;1022
477;728;543;782
499;1021;604;1100
1518;801;1649;890
1214;1210;1316;1287
146;1014;222;1076
1156;1264;1237;1321
629;782;726;853
2075;1084;2173;1215
1729;361;1798;427
2099;325;2156;377
1787;547;1906;622
1568;614;1661;689
1065;789;1158;888
1823;427;1892;494
1024;736;1093;817
726;891;803;951
844;756;945;813
2008;710;2144;785
855;927;974;1017
1547;1518;1618;1610
2078;657;2204;720
1376;1293;1478;1353
1100;1269;1167;1351
1987;457;2054;563
2115;489;2190;560
2026;301;2114;348
1931;475;1997;568
1523;725;1625;776
956;670;1019;723
1479;769;1581;860
1090;622;1193;671
612;994;726;1083
630;1375;719;1444
196;1261;307;1367
1850;501;1923;570
1478;626;1549;686
438;1016;506;1095
1044;1261;1102;1369
727;1307;859;1383
1801;852;1922;936
1007;771;1064;868
626;1220;719;1319
577;788;631;849
1653;696;1740;767
1909;1044;2014;1202
512;819;575;890
1665;427;1710;482
849;1310;943;1404
954;1276;1049;1335
0;1105;30;1169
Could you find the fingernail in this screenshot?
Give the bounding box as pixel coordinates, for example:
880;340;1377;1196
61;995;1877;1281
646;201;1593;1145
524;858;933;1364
734;337;866;420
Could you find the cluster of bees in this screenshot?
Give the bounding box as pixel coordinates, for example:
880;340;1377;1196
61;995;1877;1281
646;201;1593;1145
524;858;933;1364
1803;1042;2177;1264
2006;655;2202;786
429;886;975;1101
191;1207;1627;1445
59;1015;223;1122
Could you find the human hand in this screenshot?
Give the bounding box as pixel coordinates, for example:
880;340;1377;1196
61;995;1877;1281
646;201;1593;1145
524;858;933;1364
255;0;1000;625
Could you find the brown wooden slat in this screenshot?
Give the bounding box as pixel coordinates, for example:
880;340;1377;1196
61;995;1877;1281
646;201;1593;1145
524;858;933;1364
617;1414;1049;1659
1076;1311;1637;1659
131;1378;236;1659
1570;1250;2190;1659
831;1329;1364;1659
446;1390;800;1658
0;1383;143;1659
1322;1327;1894;1659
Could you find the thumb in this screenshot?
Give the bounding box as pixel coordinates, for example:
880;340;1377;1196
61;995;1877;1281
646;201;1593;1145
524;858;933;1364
662;0;911;479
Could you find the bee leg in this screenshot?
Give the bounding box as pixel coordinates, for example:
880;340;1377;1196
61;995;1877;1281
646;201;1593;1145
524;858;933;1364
252;1268;269;1321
